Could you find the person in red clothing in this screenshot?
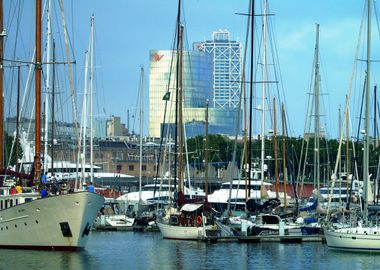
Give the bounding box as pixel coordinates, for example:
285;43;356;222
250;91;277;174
10;186;16;195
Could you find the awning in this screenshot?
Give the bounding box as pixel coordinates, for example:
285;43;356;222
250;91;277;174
180;203;203;212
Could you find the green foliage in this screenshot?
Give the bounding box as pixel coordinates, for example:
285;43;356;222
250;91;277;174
186;134;380;182
186;134;243;168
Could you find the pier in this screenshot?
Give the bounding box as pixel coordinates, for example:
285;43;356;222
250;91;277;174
203;234;325;243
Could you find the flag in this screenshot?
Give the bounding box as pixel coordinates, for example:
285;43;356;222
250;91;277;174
162;92;171;101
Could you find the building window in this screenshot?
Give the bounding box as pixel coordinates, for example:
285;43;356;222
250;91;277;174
142;165;147;171
129;165;134;171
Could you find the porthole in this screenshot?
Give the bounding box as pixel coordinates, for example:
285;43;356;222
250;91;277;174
14;224;17;228
36;220;39;224
24;222;27;226
6;226;8;230
75;202;79;206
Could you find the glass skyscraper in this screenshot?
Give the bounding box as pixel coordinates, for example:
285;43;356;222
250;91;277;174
149;30;242;139
194;30;242;136
149;50;212;138
194;30;242;110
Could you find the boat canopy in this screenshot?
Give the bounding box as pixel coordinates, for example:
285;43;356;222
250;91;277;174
180;203;203;212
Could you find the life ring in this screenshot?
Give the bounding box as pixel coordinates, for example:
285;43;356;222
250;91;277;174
196;215;202;225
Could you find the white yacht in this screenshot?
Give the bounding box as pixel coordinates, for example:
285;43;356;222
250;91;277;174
0;185;104;250
301;179;363;212
116;180;205;214
93;199;135;230
207;180;276;211
156;204;214;240
324;0;377;251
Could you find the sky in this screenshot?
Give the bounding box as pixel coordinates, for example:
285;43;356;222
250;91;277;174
3;0;378;138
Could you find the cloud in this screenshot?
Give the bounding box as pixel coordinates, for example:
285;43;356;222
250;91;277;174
278;23;315;52
277;18;361;57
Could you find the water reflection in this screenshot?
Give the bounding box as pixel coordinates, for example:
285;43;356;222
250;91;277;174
0;249;96;270
1;232;379;270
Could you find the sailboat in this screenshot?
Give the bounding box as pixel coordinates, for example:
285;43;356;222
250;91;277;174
324;0;380;252
156;1;214;240
0;0;104;250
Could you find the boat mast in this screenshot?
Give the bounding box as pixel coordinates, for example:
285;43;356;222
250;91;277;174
281;103;287;210
260;0;268;184
248;0;255;197
0;0;4;169
313;23;321;200
346;101;350;200
173;0;181;193
273;97;279;199
80;51;88;183
178;24;184;194
204;99;209;196
90;15;94;184
35;0;42;183
50;41;56;174
43;0;52;173
15;65;20;172
139;66;144;202
363;0;371;222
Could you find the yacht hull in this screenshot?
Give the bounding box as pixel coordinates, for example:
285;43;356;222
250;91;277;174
156;221;211;240
325;227;380;252
0;192;104;251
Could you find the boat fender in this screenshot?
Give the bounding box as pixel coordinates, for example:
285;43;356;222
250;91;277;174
196;215;202;225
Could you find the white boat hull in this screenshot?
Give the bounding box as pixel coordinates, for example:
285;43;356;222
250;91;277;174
325;226;380;252
0;192;104;251
94;214;135;230
156;221;211;240
105;215;135;227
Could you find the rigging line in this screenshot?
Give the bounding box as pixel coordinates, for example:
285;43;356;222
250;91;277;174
54;0;76;61
133;81;140;133
237;0;252;201
70;0;74;58
152;1;180;199
317;50;334;139
266;5;293;136
374;0;380;39
253;9;263;135
4;2;23;136
92;24;106;122
296;46;317;185
58;0;79;161
1;58;75;65
326;1;366;219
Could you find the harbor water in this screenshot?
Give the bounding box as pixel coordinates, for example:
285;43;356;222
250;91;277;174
1;231;379;270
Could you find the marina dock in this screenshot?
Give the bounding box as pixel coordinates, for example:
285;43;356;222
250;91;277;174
203;234;325;243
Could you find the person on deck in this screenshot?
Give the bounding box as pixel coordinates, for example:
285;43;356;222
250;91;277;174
86;182;95;193
50;173;57;182
15;183;22;194
40;171;47;185
40;186;48;198
10;185;16;195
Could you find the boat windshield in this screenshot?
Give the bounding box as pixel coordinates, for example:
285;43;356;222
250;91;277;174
320;189;348;195
142;186;171;192
220;184;260;191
